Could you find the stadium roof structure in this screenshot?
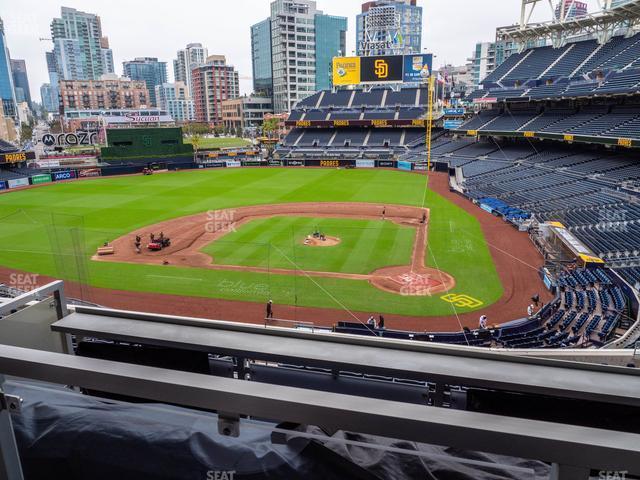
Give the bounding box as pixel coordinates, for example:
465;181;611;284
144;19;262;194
497;0;640;47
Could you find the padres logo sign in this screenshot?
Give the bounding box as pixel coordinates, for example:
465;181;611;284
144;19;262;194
361;55;403;83
374;59;389;79
441;294;483;309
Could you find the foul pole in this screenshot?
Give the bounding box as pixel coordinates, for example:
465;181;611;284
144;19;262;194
426;75;436;172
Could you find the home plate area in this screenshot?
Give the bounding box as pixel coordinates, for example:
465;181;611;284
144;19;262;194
370;266;455;296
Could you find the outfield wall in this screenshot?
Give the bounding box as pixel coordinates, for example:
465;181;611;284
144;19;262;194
0;159;420;192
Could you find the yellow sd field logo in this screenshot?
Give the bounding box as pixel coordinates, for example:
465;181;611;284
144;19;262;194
374;59;389;79
441;294;483;308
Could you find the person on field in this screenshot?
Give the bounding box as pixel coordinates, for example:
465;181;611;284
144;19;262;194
421;211;427;224
479;315;488;330
266;300;274;319
532;294;540;307
382;206;386;220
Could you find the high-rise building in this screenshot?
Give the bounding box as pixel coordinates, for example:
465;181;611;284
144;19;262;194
250;19;273;97
40;84;58;113
49;7;114;81
173;43;208;96
469;41;518;86
315;15;347;91
42;51;60;113
155;82;195;122
58;75;149;113
356;0;422;57
254;0;347;113
0;18;17;120
101;37;115;74
10;60;32;108
554;0;588;20
123;57;168;107
190;55;239;124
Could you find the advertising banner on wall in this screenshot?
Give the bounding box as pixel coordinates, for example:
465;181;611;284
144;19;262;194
443;108;466;116
356;160;375;169
376;160;396;168
40;131;98;147
284;160;304;167
225;160;241;168
31;174;52;185
201;161;225;169
444;120;465;130
34;159;60;169
0;151;35;164
0;180;6;190
304;159;357;168
53;170;77;181
104;114;174;125
78;168;102;178
241;160;263;167
8;178;29;189
397;161;413;171
332;57;361;86
402;54;432;83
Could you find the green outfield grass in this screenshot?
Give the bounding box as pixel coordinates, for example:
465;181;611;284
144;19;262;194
184;136;252;149
0;168;503;316
203;216;415;274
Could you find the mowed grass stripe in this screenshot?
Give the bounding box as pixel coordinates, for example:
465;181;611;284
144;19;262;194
338;223;378;274
203;217;416;275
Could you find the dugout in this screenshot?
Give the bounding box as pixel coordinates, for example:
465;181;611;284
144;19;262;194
100;127;193;161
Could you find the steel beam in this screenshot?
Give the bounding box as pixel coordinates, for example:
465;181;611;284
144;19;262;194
0;345;638;474
52;311;640;407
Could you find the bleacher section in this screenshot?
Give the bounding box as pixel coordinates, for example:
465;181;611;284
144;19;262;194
470;32;640;105
438;138;640;288
276;87;430;160
336;267;625;348
457;101;640;142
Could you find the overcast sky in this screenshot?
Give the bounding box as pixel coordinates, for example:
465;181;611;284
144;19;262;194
2;0;603;103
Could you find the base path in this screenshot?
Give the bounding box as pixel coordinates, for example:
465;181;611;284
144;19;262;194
93;202;455;295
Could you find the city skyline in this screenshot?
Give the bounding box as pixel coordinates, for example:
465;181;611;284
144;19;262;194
3;0;606;104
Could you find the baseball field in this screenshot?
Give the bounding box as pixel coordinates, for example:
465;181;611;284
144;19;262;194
0;168;543;327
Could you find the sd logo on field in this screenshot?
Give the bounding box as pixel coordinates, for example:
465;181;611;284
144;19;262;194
441;294;483;309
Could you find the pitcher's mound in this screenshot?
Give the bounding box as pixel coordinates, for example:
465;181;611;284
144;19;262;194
303;235;341;247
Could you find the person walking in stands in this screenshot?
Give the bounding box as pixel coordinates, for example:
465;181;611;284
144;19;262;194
479;315;488;330
378;315;385;330
266;300;274;319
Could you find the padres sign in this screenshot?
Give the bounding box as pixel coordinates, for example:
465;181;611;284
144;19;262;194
361;55;403;83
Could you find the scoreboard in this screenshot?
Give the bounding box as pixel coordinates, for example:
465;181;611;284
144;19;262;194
333;54;432;86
